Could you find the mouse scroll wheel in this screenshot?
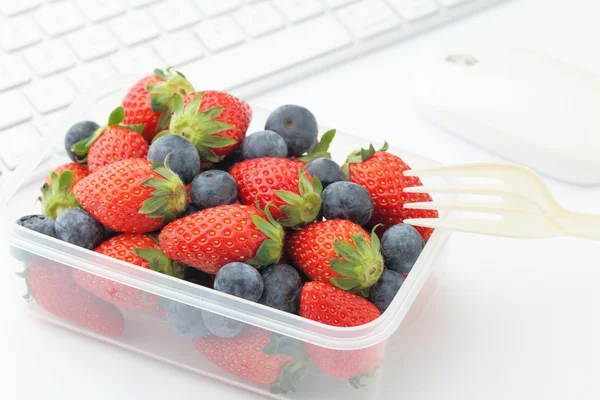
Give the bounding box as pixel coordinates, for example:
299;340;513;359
445;54;478;66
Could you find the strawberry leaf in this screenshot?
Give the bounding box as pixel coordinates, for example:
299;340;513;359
108;106;125;126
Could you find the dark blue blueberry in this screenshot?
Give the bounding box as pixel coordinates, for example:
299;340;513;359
16;215;56;237
321;181;373;226
166;301;209;339
183;204;199;217
201;310;245;338
184;266;213;288
103;225;120;241
148;135;200;184
214;262;264;302
64;121;99;163
211;148;242;172
259;264;302;315
265;105;318;157
381;223;424;275
241;130;288;160
368;270;405;313
306;158;344;188
190;170;238;210
55;208;104;250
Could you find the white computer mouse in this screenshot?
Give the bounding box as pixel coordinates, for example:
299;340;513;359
411;41;600;185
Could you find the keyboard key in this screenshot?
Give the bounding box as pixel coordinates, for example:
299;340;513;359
0;56;31;91
388;0;438;21
184;15;351;90
194;0;240;17
439;0;472;7
153;31;204;66
67;26;118;61
0;0;40;16
77;0;127;22
127;0;161;7
336;0;400;39
323;0;357;8
273;0;323;22
234;3;285;38
24;42;75;77
150;0;202;32
0;125;41;170
34;2;85;37
110;12;159;46
111;46;164;74
68;61;117;92
24;76;76;114
0;16;41;52
0;92;32;130
194;15;245;52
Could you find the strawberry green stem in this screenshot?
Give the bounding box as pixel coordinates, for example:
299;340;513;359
132;248;183;277
247;204;284;267
139;156;187;224
275;169;322;227
341;142;389;180
298;129;337;162
148;68;195;131
263;333;310;394
39;170;80;220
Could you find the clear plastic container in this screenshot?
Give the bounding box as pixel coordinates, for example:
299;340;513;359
0;76;451;399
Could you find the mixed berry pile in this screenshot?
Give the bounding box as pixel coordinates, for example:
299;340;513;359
16;69;438;392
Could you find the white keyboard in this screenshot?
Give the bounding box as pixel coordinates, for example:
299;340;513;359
0;0;508;183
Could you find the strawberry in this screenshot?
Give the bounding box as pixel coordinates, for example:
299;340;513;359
230;158;322;227
74;158;187;233
45;163;88;189
193;326;308;392
122;68;195;142
300;282;385;381
343;143;438;240
71;106;149;173
159;204;283;274
25;262;125;337
72;234;180;309
286;220;384;293
165;91;252;162
39;170;80;219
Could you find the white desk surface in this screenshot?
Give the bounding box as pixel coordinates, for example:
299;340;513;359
3;0;600;398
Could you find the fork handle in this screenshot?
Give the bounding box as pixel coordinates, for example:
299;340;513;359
552;212;600;241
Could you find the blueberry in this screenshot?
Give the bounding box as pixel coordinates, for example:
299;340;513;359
55;208;104;250
265;105;318;157
368;270;405;313
211;148;242;172
103;226;120;241
183;204;199;217
321;181;374;226
201;310;244;338
148;135;200;184
166;301;209;339
16;215;56;237
241;130;288;160
190;170;238;210
381;224;424;275
306;158;344;188
64;121;99;163
259;264;302;314
214;262;264;302
184;266;213;288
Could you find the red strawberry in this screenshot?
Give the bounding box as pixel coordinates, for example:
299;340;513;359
230;157;322;227
45;163;88;189
286;220;384;293
193;326;308;392
122;68;195;142
26;262;125;337
72;234;179;309
74;158;187;233
300;282;385;381
167;91;252;161
343;143;438;240
159;204;283;274
71;106;149;173
39;169;80;220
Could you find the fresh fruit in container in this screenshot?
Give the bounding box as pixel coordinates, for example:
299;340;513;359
64;121;100;163
320;181;374;226
265;105;318;157
39;170;80;220
147;134;200;184
165;90;252;161
343;142;438;240
189;170;238;210
230;157;322;227
159;204;283;274
122;68;195;142
240;130;288;160
71;106;148;173
55;208;105;250
73;158;187;233
258;263;303;315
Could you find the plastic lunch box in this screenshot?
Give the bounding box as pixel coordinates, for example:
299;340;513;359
0;76;451;399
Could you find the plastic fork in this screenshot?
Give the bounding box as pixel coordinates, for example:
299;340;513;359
400;163;600;240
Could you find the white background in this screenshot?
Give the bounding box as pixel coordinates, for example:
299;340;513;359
3;0;600;398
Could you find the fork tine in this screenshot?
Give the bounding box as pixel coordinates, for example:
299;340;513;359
404;197;545;214
402;217;549;239
403;162;533;180
403;185;509;194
